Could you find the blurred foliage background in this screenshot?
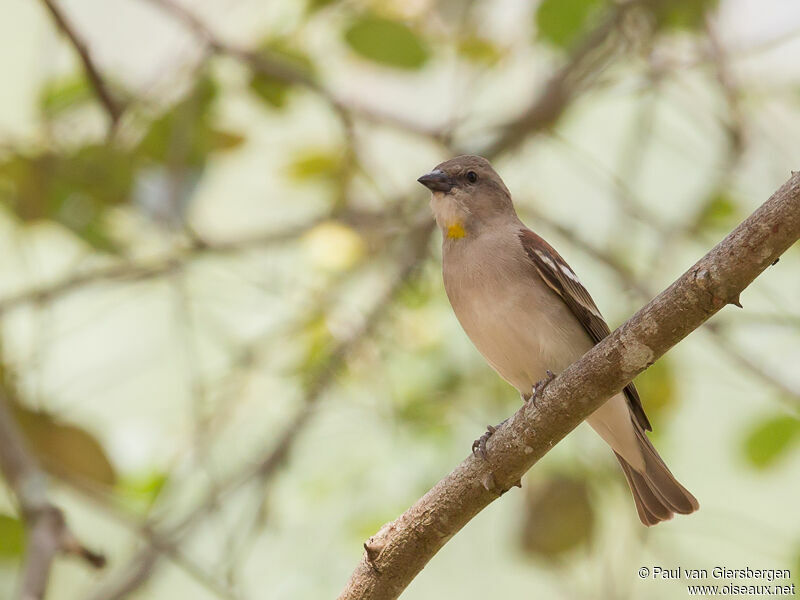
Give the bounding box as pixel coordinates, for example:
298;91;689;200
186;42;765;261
0;0;799;598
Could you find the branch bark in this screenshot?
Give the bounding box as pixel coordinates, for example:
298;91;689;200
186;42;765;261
0;391;105;600
40;0;124;129
339;173;800;599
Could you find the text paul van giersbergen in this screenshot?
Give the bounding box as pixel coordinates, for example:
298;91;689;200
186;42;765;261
648;567;791;581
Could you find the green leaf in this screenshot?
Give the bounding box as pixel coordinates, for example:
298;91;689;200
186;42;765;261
535;0;603;49
457;35;503;65
654;0;718;31
349;509;405;542
136;76;221;166
209;129;246;152
286;148;343;182
12;403;117;486
694;191;738;231
248;40;315;109
39;76;93;116
520;476;594;560
397;275;435;309
0;145;134;252
247;79;286;109
306;0;337;13
116;471;167;511
743;414;800;470
344;16;430;70
249;75;290;108
0;515;25;559
296;312;336;385
390;354;461;436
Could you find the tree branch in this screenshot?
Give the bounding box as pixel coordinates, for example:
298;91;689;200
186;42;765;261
0;213;381;317
0;391;105;600
139;0;442;139
338;173;800;599
524;204;800;407
40;0;124;130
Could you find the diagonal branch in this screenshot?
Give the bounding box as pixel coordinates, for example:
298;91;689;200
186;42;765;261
338;173;800;599
0;390;105;600
524;205;800;407
40;0;124;129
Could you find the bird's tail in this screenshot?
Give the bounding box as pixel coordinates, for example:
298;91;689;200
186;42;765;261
614;426;699;526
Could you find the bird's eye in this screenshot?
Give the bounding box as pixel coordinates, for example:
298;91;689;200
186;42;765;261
466;171;478;183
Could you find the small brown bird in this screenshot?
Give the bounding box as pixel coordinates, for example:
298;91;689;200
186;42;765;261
418;155;698;526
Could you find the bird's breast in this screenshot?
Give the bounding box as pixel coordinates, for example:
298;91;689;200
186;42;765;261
442;232;593;393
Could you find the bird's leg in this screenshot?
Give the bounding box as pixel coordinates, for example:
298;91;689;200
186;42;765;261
472;419;508;460
528;370;556;406
473;371;556;460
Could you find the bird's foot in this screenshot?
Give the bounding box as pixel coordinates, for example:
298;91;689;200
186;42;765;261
472;419;508;460
528;370;556;406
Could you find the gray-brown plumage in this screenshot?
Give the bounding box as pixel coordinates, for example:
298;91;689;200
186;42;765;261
418;155;698;526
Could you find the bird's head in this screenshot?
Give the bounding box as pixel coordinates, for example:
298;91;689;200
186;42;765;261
417;155;515;239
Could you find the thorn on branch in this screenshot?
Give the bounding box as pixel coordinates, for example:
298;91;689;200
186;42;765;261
363;542;382;573
481;472;498;495
363;520;397;574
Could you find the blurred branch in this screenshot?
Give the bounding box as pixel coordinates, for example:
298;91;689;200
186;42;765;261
481;0;635;158
141;0;314;88
85;220;435;600
705;20;745;159
0;390;105;600
339;174;800;599
55;469;243;599
40;0;124;130
703;323;800;409
140;0;443;139
0;213;390;317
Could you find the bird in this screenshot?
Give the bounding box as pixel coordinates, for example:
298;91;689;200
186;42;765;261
417;154;698;526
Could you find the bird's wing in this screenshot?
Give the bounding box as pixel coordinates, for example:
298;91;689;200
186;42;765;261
518;227;651;431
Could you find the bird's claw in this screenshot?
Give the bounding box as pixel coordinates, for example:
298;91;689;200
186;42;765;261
472;424;497;460
528;370;556;406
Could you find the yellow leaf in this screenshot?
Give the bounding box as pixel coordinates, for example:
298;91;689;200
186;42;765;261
303;221;365;271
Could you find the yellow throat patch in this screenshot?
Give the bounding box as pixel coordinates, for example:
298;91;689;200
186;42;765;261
446;222;466;239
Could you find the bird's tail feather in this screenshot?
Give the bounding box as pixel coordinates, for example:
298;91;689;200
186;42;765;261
614;426;699;526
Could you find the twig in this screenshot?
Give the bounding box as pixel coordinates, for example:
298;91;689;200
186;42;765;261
338;173;800;599
0;390;105;600
139;0;442;139
703;323;800;409
480;1;632;158
40;0;124;130
0;216;350;317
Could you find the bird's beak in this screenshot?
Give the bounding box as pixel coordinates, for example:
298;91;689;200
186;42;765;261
417;169;453;193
